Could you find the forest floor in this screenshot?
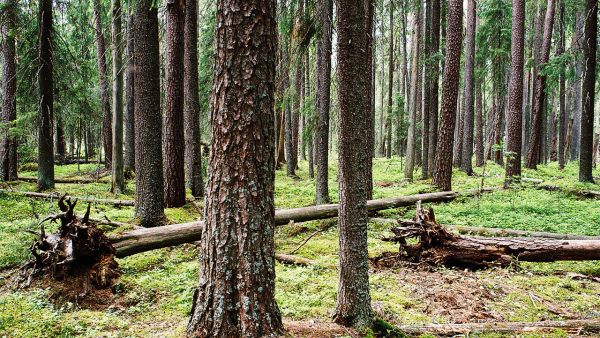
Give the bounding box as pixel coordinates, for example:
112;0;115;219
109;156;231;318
0;159;599;337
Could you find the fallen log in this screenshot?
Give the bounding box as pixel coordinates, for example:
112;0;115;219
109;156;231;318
396;319;600;336
377;203;600;268
0;190;135;207
370;218;600;240
538;185;600;199
110;191;460;257
18;176;109;184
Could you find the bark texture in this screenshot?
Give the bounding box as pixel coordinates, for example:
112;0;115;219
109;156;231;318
558;1;567;170
334;0;373;328
432;0;463;191
133;0;164;227
93;0;112;170
460;0;476;175
0;0;18;181
186;0;283;336
124;14;135;174
427;0;440;176
579;0;597;182
38;0;54;190
111;0;125;193
164;0;186;207
404;2;421;181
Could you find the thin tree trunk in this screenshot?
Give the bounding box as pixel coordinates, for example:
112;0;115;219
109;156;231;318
427;0;440;176
55;117;66;163
365;0;374;199
306;52;314;178
460;0;476;175
134;0;164;226
432;0;463;191
111;0;125;193
38;0;54;190
453;91;463;167
421;0;431;179
124;14;135;174
1;0;18;181
405;3;422;180
571;12;583;161
474;82;484;167
558;0;566;170
505;0;525;186
386;1;394;160
579;0;597;182
93;0;112;170
186;0;283;334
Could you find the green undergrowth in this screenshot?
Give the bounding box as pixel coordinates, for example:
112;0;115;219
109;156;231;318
1;159;599;337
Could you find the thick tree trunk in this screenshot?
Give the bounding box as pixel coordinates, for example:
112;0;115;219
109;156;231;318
184;0;204;198
186;0;282;335
432;0;462;191
526;0;555;169
505;0;525;186
427;0;440;176
558;2;567;170
93;0;112;170
579;0;597;182
405;2;422;180
1;0;18;182
133;0;164;226
124;14;135;174
38;0;54;190
111;0;125;193
334;0;373;328
315;0;332;204
460;0;476;175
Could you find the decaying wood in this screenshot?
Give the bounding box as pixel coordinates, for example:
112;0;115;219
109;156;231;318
378;203;600;268
0;189;135;207
18;176;109;184
370;218;600;240
21;196;121;292
274;253;314;266
397;319;600;336
538;184;600;199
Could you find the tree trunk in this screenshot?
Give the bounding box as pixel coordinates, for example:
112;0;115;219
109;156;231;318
460;0;476;175
111;0;125;193
186;0;282;335
93;0;112;170
474;82;484;167
405;2;422;180
505;0;525;186
526;0;555;169
453;92;463;167
366;0;375;199
133;0;164;226
124;14;135;174
38;0;54;190
55;117;66;163
427;0;440;176
421;0;431;179
432;0;462;191
1;0;18;181
579;0;597;182
184;0;204;198
570;12;583;161
334;0;373;329
558;1;567;170
386;1;394;161
163;0;186;207
305;52;315;178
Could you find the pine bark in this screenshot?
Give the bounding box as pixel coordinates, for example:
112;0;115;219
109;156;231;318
579;0;597;182
422;0;431;179
93;0;112;170
427;0;440;176
432;0;463;191
333;0;373;329
133;0;164;226
460;0;476;175
505;0;525;185
404;2;422;180
38;0;54;190
386;1;394;161
558;1;567;170
184;0;203;198
124;14;135;174
526;0;555;169
1;0;18;181
186;0;282;335
365;0;375;199
111;0;125;193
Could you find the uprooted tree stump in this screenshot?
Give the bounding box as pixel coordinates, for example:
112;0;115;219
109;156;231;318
376;202;600;269
21;195;120;302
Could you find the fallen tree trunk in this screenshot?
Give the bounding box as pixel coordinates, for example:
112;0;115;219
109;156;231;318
377;203;600;268
0;190;135;207
18;176;109;184
396;319;600;336
110;191;459;257
538;185;600;199
370;218;600;240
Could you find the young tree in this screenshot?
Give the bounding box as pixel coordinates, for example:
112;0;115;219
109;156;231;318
38;0;54;190
124;13;135;174
333;0;373;329
405;2;422;180
579;0;597;182
184;0;204;198
186;0;282;335
432;0;463;191
111;0;125;193
134;0;164;226
505;0;525;186
163;0;186;207
315;0;332;204
526;0;555;169
1;0;18;181
460;0;476;175
93;0;112;169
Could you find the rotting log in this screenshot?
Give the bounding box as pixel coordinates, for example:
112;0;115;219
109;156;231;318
109;191;460;257
274;253;314;266
376;203;600;268
18;176;109;184
0;190;135;207
370;218;600;240
396;319;600;336
538;184;600;199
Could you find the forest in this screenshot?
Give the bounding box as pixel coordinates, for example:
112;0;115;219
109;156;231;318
0;0;599;336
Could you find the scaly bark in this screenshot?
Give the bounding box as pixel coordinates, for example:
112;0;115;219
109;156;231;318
427;0;440;176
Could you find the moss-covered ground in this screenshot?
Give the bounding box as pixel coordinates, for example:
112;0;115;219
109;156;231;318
0;159;599;337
